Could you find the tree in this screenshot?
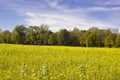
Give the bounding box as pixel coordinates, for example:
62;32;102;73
57;29;70;46
69;35;80;46
25;24;51;45
70;27;81;46
94;29;105;47
104;34;114;47
86;33;95;47
103;29;117;47
25;26;38;44
115;35;120;47
85;28;107;47
11;25;27;44
37;24;51;45
48;33;57;45
69;31;80;46
0;30;11;43
0;25;119;47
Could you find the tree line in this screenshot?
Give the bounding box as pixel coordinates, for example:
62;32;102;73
0;24;120;47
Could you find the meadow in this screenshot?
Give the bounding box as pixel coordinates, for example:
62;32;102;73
0;44;120;80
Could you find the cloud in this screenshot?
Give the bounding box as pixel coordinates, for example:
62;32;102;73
24;12;114;31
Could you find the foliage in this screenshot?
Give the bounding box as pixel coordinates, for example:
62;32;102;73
115;35;120;47
0;25;120;47
0;30;11;43
48;33;57;45
11;25;26;44
57;29;70;45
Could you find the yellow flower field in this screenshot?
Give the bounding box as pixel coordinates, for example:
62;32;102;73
0;44;120;80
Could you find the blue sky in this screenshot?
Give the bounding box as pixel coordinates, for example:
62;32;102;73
0;0;120;31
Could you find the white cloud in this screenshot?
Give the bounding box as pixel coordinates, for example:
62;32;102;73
24;12;114;31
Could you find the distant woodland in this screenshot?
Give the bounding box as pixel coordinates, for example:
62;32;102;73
0;24;120;47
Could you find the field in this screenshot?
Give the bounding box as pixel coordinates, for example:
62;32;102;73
0;44;120;80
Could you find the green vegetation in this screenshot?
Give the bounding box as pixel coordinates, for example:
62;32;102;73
0;44;120;80
0;25;120;47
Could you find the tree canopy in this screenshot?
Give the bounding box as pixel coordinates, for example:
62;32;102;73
0;25;120;47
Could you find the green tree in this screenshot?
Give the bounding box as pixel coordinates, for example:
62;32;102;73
37;24;51;45
11;25;27;44
25;24;51;45
57;29;70;45
69;31;80;46
94;29;105;47
86;28;98;47
104;35;114;47
25;26;38;44
115;35;120;47
86;33;95;47
86;28;106;47
48;33;57;45
69;35;80;46
70;27;81;46
104;29;117;47
0;30;11;43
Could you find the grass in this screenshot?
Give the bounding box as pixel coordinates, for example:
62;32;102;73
0;44;120;80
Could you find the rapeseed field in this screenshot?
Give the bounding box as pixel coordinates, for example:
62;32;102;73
0;44;120;80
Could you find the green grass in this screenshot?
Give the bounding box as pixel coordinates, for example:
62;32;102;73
0;44;120;80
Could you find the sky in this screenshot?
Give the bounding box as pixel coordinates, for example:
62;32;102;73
0;0;120;31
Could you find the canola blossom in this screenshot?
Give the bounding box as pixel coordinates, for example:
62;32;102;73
0;44;120;80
